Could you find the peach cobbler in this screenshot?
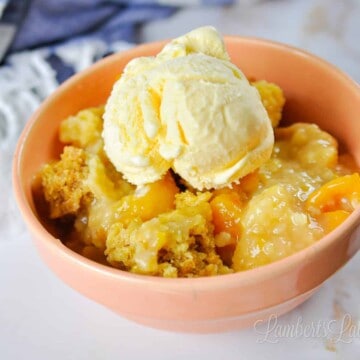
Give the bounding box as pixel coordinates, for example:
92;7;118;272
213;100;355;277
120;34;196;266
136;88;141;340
34;79;360;277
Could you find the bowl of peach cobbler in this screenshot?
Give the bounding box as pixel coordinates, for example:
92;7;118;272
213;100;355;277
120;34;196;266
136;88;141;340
13;27;360;332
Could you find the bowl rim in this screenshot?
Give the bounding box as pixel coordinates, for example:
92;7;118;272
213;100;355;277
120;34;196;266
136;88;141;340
12;35;360;291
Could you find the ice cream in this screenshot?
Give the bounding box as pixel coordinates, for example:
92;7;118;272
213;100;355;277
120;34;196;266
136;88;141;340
103;26;274;190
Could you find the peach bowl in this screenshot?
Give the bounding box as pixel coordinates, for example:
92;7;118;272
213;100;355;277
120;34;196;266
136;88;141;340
13;36;360;333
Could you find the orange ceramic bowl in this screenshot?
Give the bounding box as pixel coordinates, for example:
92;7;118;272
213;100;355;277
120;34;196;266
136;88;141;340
13;37;360;333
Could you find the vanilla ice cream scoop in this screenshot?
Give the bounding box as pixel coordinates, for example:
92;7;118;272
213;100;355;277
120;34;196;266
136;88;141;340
103;26;274;190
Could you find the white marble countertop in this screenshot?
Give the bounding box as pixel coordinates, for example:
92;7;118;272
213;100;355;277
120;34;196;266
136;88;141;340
1;0;360;359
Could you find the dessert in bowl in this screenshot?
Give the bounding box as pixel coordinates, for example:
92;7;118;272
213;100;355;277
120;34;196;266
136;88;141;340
13;28;360;332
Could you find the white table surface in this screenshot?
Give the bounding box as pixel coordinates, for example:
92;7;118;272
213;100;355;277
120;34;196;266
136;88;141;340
2;0;360;359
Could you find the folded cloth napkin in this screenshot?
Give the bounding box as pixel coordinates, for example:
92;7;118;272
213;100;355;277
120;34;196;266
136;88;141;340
2;0;234;54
